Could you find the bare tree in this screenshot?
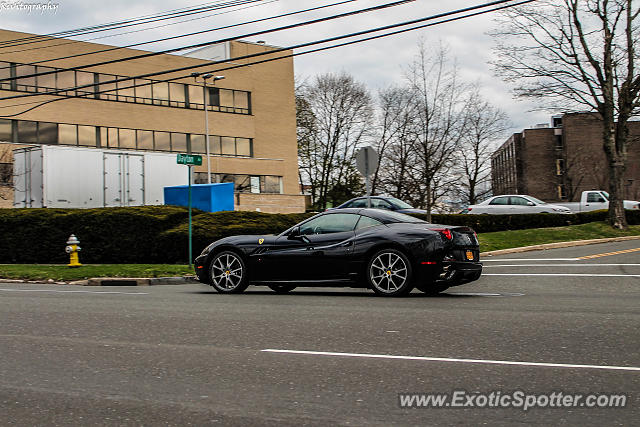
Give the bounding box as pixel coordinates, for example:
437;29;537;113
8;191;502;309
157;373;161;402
297;72;373;210
492;0;640;228
405;42;469;220
456;88;509;205
371;86;417;197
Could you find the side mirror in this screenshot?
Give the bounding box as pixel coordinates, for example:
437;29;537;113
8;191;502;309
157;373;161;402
527;201;535;206
287;226;303;240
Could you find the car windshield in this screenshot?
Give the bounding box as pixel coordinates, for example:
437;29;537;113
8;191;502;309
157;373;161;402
526;196;547;205
378;210;426;224
387;197;414;209
602;191;610;200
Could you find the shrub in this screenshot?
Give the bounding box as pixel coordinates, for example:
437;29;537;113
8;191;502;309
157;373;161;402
0;206;637;263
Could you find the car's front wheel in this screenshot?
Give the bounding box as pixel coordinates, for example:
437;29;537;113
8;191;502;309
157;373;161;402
367;249;413;296
268;284;296;294
208;251;249;294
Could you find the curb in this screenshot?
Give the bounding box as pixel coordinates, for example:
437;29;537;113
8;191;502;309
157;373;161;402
69;276;200;286
481;235;640;257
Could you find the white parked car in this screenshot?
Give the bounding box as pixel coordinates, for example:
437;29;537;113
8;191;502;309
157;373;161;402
555;190;640;213
466;195;572;215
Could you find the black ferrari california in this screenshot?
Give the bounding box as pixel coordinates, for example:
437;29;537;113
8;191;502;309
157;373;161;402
194;208;482;296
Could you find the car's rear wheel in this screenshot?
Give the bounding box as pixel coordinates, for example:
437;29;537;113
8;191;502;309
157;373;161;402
367;249;413;296
268;284;296;294
208;251;249;294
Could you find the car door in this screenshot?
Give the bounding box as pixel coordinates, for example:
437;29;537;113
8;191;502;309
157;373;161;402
585;192;607;212
509;196;534;213
261;213;358;282
487;196;510;214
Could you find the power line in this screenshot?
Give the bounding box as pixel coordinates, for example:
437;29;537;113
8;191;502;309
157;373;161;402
0;0;535;117
0;0;411;88
0;0;357;70
0;0;265;49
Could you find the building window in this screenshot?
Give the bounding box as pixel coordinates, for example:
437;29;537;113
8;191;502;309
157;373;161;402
154;131;171;151
59;124;77;145
4;60;252;115
0;118;12;141
0;162;11;185
557;185;566;200
17;120;38;143
193;173;283;194
555;135;563;150
556;158;565;176
137;130;154;150
78;125;97;147
0;62;11;90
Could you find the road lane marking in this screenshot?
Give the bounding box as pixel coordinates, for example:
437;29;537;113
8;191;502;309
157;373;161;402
578;247;640;259
483;273;640;277
446;292;525;297
0;288;148;295
482;258;579;261
484;264;640;267
261;349;640;372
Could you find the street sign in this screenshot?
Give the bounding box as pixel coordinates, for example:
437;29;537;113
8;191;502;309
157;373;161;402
355;147;379;203
356;146;379;177
177;153;202;166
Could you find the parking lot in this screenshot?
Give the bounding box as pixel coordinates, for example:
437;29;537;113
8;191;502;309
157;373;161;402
1;240;638;425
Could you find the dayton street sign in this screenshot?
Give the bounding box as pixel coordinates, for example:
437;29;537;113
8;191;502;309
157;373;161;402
176;153;203;166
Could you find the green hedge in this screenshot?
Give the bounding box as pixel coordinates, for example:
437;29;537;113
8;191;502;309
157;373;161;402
426;209;640;233
0;206;638;263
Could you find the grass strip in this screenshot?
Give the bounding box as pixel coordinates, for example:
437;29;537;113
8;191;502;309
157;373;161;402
0;264;193;281
478;221;640;253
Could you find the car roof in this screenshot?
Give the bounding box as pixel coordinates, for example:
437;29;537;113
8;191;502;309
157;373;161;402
322;208;424;223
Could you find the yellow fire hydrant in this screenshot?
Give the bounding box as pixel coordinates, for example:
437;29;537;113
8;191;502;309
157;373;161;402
65;234;82;267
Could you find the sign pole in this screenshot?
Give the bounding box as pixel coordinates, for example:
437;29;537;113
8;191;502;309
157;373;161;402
176;154;202;267
188;165;193;268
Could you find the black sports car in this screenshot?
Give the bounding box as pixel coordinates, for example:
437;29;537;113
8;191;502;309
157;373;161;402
194;208;482;296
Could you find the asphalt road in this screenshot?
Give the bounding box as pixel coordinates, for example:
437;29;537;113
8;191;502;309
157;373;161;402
1;240;639;426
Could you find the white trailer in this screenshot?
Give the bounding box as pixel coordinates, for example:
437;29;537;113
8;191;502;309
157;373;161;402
13;145;188;208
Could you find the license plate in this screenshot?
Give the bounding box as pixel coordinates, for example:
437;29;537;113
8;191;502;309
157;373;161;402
466;250;474;260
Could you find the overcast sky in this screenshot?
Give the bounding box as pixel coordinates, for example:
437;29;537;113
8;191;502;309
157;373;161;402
0;0;552;136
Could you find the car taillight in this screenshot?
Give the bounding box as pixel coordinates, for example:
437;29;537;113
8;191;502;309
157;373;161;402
468;208;472;211
433;228;452;240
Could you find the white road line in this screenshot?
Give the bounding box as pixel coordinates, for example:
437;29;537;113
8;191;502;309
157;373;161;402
483;273;640;277
261;349;640;372
482;258;579;261
0;288;148;295
484;264;640;267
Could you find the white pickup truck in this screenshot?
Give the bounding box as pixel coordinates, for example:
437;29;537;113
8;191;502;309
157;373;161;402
556;190;640;213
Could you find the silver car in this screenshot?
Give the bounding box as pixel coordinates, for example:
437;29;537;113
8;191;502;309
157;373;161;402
466;195;572;214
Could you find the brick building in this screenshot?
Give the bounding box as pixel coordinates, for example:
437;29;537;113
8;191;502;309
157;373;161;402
0;28;305;212
491;113;640;202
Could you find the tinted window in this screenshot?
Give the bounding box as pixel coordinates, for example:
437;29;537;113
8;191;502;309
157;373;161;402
356;215;383;230
371;198;393;209
349;198;368;208
300;214;359;235
509;197;530;206
489;196;509;205
587;193;606;203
